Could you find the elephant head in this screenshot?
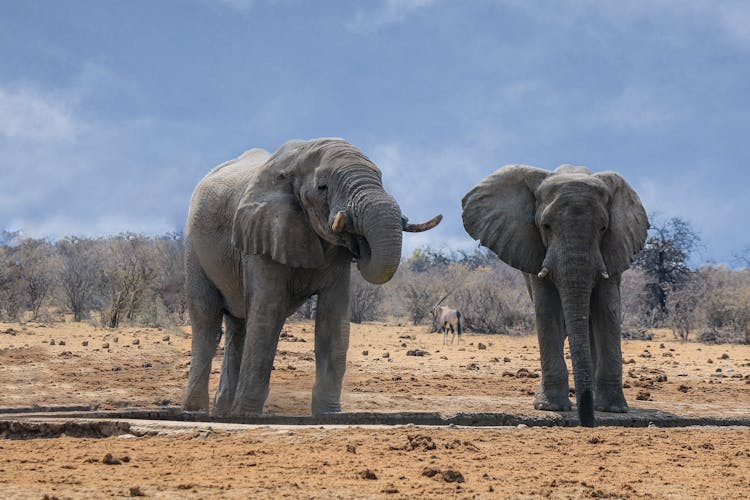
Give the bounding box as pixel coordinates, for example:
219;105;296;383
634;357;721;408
462;164;648;426
231;138;441;284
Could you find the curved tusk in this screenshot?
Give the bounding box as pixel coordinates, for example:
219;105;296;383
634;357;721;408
331;211;346;233
403;214;443;232
537;267;550;279
601;272;610;279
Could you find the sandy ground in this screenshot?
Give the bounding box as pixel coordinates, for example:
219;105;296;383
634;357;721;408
1;320;749;498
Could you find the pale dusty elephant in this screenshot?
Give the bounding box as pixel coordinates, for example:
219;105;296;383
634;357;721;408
183;138;441;417
462;165;648;426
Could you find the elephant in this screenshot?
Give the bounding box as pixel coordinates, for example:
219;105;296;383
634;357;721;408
462;164;648;427
182;138;441;417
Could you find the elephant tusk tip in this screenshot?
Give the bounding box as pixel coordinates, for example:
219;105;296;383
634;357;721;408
331;211;346;233
537;267;549;279
403;214;442;232
601;272;610;279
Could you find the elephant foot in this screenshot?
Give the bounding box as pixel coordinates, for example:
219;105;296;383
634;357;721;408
311;397;342;415
229;400;265;419
183;393;209;413
595;390;629;413
533;384;573;411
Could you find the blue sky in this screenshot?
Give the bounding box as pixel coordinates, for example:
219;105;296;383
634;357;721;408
1;0;749;265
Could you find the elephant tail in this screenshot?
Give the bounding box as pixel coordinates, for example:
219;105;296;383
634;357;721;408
456;311;462;335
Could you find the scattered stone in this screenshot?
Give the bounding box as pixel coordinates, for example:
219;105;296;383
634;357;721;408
82;341;88;347
103;453;122;465
129;487;145;497
382;352;390;359
707;358;714;364
441;469;465;483
466;362;480;371
678;385;690;393
362;350;369;356
422;467;440;478
59;340;65;346
588;436;604;444
406;349;428;357
720;353;730;360
346;444;357;454
132;339;140;346
398;335;414;340
477;343;487;350
162;335;170;341
636;391;652;401
359;469;378;480
381;485;399;494
402;434;436;451
50;339;55;346
102;342;110;349
503;357;511;363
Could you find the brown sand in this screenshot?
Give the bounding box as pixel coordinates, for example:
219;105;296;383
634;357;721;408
1;320;749;498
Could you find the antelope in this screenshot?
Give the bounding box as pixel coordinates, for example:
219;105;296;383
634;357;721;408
431;294;462;345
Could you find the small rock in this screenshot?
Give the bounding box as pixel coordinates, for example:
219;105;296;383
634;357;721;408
477;343;487;350
50;339;56;346
441;469;465;483
422;467;440;478
382;352;390;359
720;353;730;360
58;340;66;346
129;486;145;497
162;335;170;341
346;444;357;454
132;339;140;345
362;350;368;356
503;357;511;362
82;341;88;347
636;391;652;401
103;453;121;465
359;469;378;480
102;342;110;349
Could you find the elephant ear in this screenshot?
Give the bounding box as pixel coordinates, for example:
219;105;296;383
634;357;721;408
462;165;550;274
231;151;326;269
595;172;649;274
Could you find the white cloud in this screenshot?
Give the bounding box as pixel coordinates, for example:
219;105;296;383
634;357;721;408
347;0;437;33
0;87;78;142
591;86;676;130
211;0;255;13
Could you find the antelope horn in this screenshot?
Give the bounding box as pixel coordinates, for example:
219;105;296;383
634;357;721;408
331;211;346;233
403;214;442;232
432;293;450;312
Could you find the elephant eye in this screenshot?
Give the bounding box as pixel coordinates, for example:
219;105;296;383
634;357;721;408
317;184;327;192
542;223;551;231
600;226;607;233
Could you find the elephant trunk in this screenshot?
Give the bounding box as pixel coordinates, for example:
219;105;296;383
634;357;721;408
551;244;600;427
559;283;596;427
351;192;403;285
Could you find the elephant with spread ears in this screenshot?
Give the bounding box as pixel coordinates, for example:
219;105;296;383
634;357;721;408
462;164;648;427
183;138;441;417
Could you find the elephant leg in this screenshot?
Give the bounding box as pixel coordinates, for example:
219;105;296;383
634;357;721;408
531;276;572;411
213;314;245;417
591;275;628;412
183;258;223;412
230;261;289;417
312;269;351;414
